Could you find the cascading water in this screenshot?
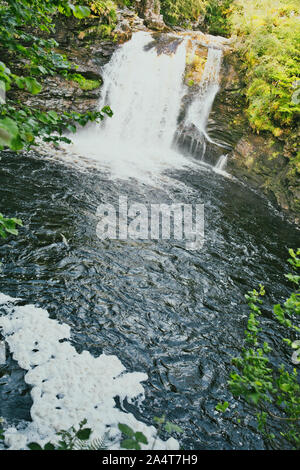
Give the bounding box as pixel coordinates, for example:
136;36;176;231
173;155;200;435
69;32;193;181
175;46;224;161
67;31;226;180
186;47;222;140
214;154;228;174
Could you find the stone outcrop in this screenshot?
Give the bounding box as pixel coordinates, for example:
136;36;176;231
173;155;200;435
134;0;169;31
228;134;300;223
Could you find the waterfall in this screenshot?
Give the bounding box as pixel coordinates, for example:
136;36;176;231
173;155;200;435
67;32;225;181
99;33;186;151
186;48;222;143
69;32;191;181
214;154;228;174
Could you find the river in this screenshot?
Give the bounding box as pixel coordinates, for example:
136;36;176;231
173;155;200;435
0;31;299;450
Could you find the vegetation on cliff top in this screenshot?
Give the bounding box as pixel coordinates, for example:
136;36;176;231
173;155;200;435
160;0;232;34
228;0;299;210
230;1;300;139
161;0;299;142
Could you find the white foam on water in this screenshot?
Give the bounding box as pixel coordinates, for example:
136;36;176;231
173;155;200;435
0;293;20;305
0;296;179;450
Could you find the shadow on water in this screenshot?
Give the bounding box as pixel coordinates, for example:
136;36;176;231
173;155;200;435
0;151;299;449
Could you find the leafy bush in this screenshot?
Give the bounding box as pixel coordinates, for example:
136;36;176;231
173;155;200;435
204;0;233;36
160;0;206;27
160;0;232;33
27;419;109;450
229;249;300;449
230;0;300;137
0;416;182;450
0;0;112;151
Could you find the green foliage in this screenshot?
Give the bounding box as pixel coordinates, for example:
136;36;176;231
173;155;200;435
229;249;300;449
87;0;117;21
27;419;109;450
160;0;206;27
118;423;148;450
159;0;300;145
230;0;300;137
215;401;229;413
160;0;232;33
0;213;22;239
204;0;233;36
0;417;183;451
68;73;102;90
153;415;183;435
0;0;113;151
119;416;183;450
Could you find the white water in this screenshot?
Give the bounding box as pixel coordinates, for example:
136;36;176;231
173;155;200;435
62;32;226;180
215;154;228;171
213;153;229;177
184;47;223;152
0;295;178;450
68;32;193;182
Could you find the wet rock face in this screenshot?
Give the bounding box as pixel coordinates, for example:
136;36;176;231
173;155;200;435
217;53;300;222
228;133;300;223
113;18;132;43
93;41;119;66
144;34;184;55
14;75;103;115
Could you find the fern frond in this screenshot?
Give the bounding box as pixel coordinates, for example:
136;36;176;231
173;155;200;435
73;433;109;450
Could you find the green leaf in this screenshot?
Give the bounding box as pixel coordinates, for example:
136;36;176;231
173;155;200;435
66;124;76;133
28;442;43;450
57;440;68;450
134;432;148;444
118;423;134;438
164;422;183;434
48;110;58;122
44;442;55;450
4;228;18;235
279;383;291;393
24;77;42;95
121;439;140;450
153;415;166;425
215;401;229;413
0;117;19;147
10;134;24;151
76;428;92;440
72;5;91;19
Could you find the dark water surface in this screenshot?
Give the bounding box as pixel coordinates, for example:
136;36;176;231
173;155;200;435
0;150;299;449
